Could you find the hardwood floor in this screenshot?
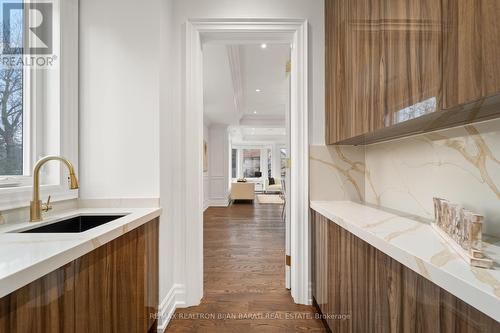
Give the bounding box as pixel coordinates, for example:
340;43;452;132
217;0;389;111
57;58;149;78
166;201;327;332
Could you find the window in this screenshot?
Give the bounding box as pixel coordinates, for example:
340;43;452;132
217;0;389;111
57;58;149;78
231;148;237;178
0;3;26;177
0;0;79;210
242;149;260;178
231;147;273;179
267;149;272;178
280;148;287;177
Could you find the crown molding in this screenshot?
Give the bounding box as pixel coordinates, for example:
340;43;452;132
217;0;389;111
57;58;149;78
226;45;244;119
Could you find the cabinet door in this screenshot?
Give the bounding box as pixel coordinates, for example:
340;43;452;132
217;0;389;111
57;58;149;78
326;0;382;143
348;0;384;135
381;0;442;127
443;0;500;107
311;211;330;312
326;0;442;143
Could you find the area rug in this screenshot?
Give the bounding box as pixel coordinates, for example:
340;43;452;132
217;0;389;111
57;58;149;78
257;194;284;204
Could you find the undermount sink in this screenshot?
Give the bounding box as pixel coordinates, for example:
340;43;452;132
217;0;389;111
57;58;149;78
20;215;125;233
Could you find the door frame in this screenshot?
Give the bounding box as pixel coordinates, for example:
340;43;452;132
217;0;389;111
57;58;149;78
183;18;310;306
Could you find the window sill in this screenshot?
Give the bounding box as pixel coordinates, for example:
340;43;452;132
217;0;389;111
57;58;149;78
0;185;78;212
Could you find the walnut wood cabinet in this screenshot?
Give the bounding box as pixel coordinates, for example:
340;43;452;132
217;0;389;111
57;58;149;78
311;211;500;332
0;218;159;333
325;0;500;145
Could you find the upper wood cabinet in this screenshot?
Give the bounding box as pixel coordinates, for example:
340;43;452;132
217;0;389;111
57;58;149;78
326;0;500;145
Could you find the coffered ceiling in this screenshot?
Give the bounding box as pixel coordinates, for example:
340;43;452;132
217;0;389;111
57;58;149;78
203;43;290;130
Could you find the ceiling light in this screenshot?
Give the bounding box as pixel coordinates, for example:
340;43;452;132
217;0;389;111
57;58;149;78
253;111;257;114
255;89;261;93
261;43;267;49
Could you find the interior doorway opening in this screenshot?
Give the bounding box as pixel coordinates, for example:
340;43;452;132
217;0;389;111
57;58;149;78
183;19;309;307
202;40;292;288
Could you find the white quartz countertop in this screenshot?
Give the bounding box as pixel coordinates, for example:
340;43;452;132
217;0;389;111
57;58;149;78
310;201;500;322
0;207;161;298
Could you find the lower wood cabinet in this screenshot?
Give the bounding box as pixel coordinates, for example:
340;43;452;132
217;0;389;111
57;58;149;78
311;211;500;332
0;218;159;333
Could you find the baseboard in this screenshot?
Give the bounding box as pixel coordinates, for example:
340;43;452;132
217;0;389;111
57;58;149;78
157;284;186;332
308;281;313;305
208;198;229;207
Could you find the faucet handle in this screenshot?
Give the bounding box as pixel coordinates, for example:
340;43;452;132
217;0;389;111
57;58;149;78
42;195;53;213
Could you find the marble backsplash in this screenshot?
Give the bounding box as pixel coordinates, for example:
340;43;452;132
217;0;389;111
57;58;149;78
311;118;500;236
365;118;500;236
309;145;365;202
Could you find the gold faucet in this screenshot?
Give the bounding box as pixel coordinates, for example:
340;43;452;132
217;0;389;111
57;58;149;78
30;156;79;222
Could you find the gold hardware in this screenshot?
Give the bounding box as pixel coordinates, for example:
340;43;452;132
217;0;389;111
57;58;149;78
286;255;291;266
285;60;291;73
30;156;79;222
41;195;53;213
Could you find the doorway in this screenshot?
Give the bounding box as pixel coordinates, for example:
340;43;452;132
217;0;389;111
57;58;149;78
182;19;309;307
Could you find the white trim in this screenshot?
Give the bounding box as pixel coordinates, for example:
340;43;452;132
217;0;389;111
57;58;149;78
183;20;204;307
226;45;244;117
208;198;230;207
183;19;310;306
156;284;186;332
288;20;309;305
0;0;79;211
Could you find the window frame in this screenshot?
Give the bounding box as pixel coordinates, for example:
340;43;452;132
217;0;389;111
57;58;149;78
0;0;79;211
241;148;261;179
0;2;31;184
231;144;273;180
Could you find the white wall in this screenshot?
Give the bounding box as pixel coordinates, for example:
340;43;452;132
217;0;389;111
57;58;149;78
172;0;325;145
162;0;325;311
79;0;160;199
203;123;210;210
207;125;230;206
80;0;325;328
80;0;177;330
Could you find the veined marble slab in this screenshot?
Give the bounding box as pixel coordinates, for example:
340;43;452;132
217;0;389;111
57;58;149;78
0;207;161;298
311;200;500;322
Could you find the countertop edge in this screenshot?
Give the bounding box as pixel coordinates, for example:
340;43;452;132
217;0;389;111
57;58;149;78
0;207;161;298
310;201;500;322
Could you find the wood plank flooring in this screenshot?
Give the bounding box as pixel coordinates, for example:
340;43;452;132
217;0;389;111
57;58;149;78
166;201;327;332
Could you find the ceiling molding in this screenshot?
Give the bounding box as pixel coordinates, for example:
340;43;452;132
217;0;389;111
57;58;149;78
242;135;287;142
226;45;244;118
239;115;286;127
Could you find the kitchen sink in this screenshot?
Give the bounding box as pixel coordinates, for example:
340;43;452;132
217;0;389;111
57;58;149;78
21;215;125;233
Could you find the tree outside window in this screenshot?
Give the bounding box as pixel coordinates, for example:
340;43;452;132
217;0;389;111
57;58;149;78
0;2;24;175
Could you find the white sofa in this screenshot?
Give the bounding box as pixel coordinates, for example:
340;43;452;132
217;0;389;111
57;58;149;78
265;178;282;193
